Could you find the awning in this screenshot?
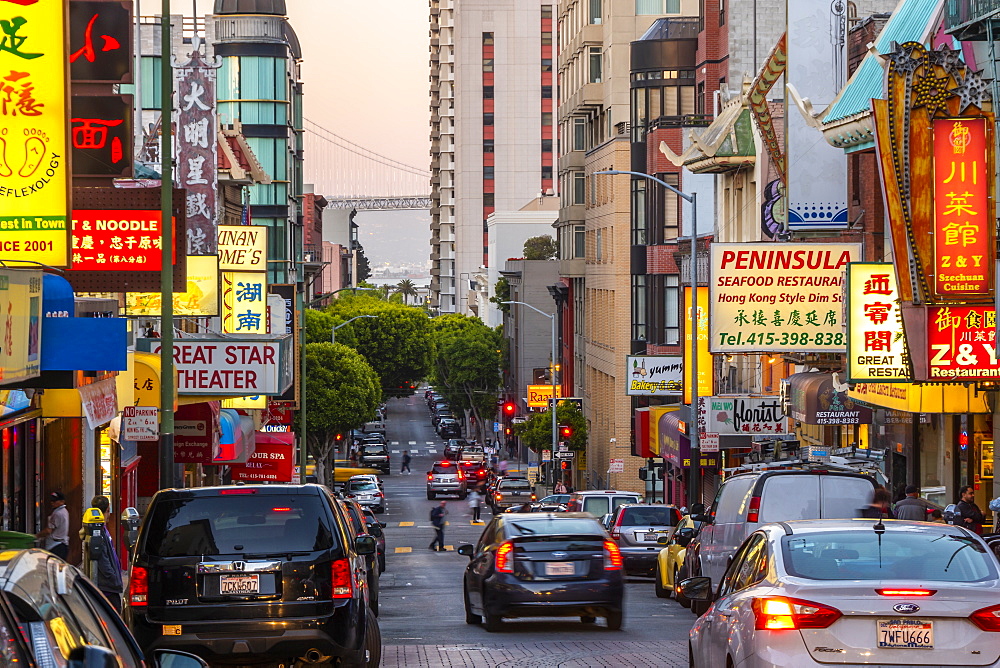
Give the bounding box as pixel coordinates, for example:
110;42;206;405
652;406;719;469
849;382;990;414
788;373;873;425
118;351;179;411
633;408;655;458
214;409;255;464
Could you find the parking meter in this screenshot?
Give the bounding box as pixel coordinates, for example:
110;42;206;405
82;507;105;581
121;507;140;555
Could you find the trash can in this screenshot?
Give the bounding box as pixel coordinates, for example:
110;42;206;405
0;531;37;550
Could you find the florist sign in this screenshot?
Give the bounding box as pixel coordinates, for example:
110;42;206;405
697;396;789;436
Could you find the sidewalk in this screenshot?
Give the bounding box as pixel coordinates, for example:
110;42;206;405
382;641;688;667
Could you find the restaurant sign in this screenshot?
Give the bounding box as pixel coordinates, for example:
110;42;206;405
926;305;999;380
70;209;175;270
218;225;267;271
625;355;682;396
847;263;910;382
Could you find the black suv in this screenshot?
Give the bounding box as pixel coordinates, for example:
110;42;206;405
358;443;391;474
126;484;380;667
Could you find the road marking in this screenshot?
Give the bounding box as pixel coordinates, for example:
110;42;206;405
391;450;400;454
471;520;484;525
425;441;434;445
394;547;412;553
444;545;453;550
391;441;399;445
428;449;437;454
399;522;414;526
408;441;416;445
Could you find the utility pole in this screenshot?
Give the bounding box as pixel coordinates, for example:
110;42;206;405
158;3;175;490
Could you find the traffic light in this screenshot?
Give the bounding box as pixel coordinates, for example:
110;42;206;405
560;461;569;470
504;426;512;436
502;401;517;417
559;424;573;439
335;433;344;442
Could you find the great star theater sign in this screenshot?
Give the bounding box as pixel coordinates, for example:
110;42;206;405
137;338;294;396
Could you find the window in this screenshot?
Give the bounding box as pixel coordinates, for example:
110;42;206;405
541;138;553;152
483;33;494;46
696;81;705;115
484;193;495;207
542;166;553;179
631;179;646;245
719;0;726;25
720;534;768;596
542;85;553;99
632;275;647;342
542;31;553;45
596;228;603;261
484;166;495;179
484;139;494;153
541;5;553;19
636;0;680;13
483;58;494;72
541;112;553;126
541;58;553;72
573;172;586;204
589;47;602;83
484;113;494;126
574;225;585;258
589;0;602;23
573;117;587;150
483;85;494;99
665;275;680;344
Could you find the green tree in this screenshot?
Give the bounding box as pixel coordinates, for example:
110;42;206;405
394;278;418;305
429;314;503;441
356;246;372;281
523;235;558;260
489;276;511;314
513;401;587;453
303;342;381;486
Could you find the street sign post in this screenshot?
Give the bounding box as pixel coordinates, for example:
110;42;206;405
542;449;551;462
609;458;625;473
555;451;575;459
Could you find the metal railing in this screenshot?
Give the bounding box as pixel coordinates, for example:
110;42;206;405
945;0;1000;32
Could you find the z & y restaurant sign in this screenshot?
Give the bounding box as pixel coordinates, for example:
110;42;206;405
137;338;292;396
0;0;70;267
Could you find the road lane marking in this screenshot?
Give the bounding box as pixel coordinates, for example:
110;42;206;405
409;441;417;445
399;522;414;526
391;450;399;453
428;449;437;454
391;441;399;445
426;441;434;445
394;547;412;553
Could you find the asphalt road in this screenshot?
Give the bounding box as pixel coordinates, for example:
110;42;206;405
375;394;693;667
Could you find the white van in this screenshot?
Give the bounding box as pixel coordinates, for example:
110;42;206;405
569;490;642;518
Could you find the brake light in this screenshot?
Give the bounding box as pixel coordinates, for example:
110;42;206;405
128;566;149;607
272;507;292;512
970;604;1000;632
531;494;536;501
220;488;257;495
877;589;936;597
611;512;623;539
374;492;384;498
331;558;353;598
495;541;514;573
752;596;841;630
603;540;623;570
746;496;761;522
439;461;451;466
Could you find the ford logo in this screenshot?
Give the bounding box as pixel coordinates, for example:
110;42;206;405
551;551;569;559
892;603;920;614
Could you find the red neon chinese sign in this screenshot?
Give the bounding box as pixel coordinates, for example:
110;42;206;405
933;118;993;297
69;210;177;271
926;305;1000;380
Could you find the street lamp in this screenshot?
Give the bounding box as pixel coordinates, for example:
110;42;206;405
594;169;701;509
332;314;377;344
502;300;558;490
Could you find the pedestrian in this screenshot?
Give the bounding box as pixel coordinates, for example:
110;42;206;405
956;485;985;535
859;486;894;519
37;491;70;560
429;500;448;551
90;496;123;613
498;458;508;477
468;486;483;522
894;484;936;521
401;450;412;474
554;480;567;494
929;509;946;523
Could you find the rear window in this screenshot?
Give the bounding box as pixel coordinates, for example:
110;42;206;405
500;480;531;490
505;518;603;537
620;506;679;527
782;530;998;582
582;495;640;517
143;495;336;557
432;462;458;473
348;482;378;492
362;446;386;454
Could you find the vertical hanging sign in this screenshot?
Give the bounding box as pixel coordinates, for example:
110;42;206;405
933;118;993;298
174;48;220;255
0;0;70;266
222;271;267;334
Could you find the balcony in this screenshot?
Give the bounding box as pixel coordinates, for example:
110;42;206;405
301;244;324;269
946;0;1000;39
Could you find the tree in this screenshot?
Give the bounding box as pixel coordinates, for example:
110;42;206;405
489;276;511;314
356;245;372;281
394;279;418;305
302;342;381;487
304;309;337;344
523;235;558;260
429;314;503;441
513;401;587;453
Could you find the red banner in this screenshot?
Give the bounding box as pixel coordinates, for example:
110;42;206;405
926;305;1000;380
933;118;992;297
230;432;295;483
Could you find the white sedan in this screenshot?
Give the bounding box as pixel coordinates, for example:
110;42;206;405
680;519;1000;667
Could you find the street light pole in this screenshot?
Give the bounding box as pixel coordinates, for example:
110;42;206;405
332;314;377;345
594;170;700;508
503;301;557;490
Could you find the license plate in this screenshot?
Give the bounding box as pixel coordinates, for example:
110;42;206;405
641;532;659;541
162;625;182;636
511;491;525;496
877;619;933;649
544;562;575;576
220;574;260;595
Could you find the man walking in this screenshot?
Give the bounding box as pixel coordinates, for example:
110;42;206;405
894;485;935;521
957;485;985;535
401;450;412;474
429;500;448;551
37;492;70;560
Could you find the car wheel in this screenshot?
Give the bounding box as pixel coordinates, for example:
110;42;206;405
378;553;386;574
464;584;481;625
427;491;435;500
580;615;596;624
483;609;502;632
605;610;623;630
364;606;381;668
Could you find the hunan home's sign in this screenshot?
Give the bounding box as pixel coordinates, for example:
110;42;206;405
218;225;267;271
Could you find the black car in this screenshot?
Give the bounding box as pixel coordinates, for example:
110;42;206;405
340;499;381;616
358;443;391;474
126;484;380;667
438;419;462;439
458;512;625;632
362;508;387;574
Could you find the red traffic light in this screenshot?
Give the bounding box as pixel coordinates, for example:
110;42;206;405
559;424;573;439
560;461;569;470
335;433;344;441
503;401;517;416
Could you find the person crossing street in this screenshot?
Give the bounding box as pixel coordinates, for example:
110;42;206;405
429;500;448;551
401;450;412;474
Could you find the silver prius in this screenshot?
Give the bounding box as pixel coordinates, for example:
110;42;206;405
681;519;1000;668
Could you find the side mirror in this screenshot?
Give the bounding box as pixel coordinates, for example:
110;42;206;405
678;527;696;539
677;576;714;602
151;649;210;668
355;535;377;555
457;544;474;558
68;646;118;668
379;522;387;528
690;503;706;516
692;514;714;525
366;523;384;538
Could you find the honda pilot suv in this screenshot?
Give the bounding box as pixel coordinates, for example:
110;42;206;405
126;484;380;667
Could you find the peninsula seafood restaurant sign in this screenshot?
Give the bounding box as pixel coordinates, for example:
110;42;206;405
625;355;682;396
710;243;861;353
137;339;284;395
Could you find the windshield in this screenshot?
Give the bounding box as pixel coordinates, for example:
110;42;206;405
143;495;336;557
620;506;679;527
505;518;603;537
782;529;999;582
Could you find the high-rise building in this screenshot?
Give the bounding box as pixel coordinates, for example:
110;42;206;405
430;0;557;314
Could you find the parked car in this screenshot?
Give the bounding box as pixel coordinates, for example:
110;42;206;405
539;494;571;505
490;476;536;512
358;442;391;474
126;484;380;667
427;460;468;499
340;498;382;616
682;519;1000;668
362;508;387;573
459;513;624;631
438;419;462;439
567;490;642;517
683;469;877;613
654;513;701;600
344;478;386;514
459;460;491;486
603;504;681;575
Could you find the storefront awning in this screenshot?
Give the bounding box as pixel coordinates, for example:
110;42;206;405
652;406;720;469
849;382;991;414
788;372;873;425
214;409;256;464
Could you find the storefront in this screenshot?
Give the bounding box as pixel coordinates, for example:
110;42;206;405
0;393;42;534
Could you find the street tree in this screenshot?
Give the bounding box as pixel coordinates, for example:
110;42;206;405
394;279;418;305
523;235;558;260
513;401;587;453
430;314;503;441
303;342;381;487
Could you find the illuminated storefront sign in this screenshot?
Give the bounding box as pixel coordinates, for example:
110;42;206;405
70;94;132;177
138;339;290;396
69;209;176;270
526;384;561;408
926;305;999;380
69;1;132;83
625;355;682;396
0;0;70;266
847;263;910;382
933;118;992;297
0;269;42;384
218;225;267;271
697;396;788;435
710;243;860;352
222;271;267;334
684;287;711;404
124;255;219;316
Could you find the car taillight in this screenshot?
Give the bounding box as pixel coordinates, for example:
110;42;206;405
220;488;257;495
531;494;536;501
746;496;761;522
970;604;1000;631
495;541;514;573
331;558;353;599
877;589;936;597
427;473;433;481
603;539;623;570
752;596;841;630
375;492;384;498
128;566;148;607
610;527;620;539
457;471;465;481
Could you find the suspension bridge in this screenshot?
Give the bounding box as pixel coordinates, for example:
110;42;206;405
303;119;431;210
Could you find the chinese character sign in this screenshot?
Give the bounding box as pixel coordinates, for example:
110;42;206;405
71;94;132;176
125;255;219;316
223;271;267;334
926;305;1000;380
847;263;911;382
175;49;219;255
933;118;993;298
68;210;176;271
684;287;712;404
69;1;131;83
0;0;69;266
